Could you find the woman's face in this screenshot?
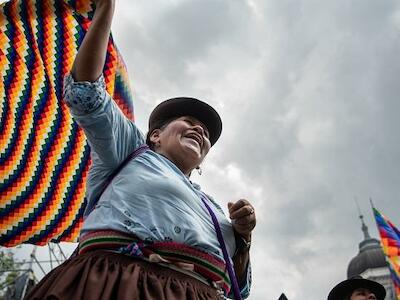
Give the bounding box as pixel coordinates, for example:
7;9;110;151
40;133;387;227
150;116;211;175
349;288;377;300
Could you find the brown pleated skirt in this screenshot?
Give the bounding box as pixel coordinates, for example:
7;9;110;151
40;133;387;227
25;250;220;300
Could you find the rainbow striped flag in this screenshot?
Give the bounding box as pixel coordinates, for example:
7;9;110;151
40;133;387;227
0;0;134;246
373;207;400;299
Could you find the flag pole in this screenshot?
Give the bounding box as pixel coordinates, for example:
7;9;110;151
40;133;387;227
369;197;375;209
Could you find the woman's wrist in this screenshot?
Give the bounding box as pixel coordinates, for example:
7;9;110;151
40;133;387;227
94;2;115;19
94;0;115;9
234;231;251;256
92;0;115;19
234;229;251;242
242;233;251;242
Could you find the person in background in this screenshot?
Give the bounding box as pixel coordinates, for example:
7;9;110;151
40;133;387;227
328;276;386;300
25;0;256;299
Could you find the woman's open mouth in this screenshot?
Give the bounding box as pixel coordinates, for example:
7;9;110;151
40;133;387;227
185;132;203;148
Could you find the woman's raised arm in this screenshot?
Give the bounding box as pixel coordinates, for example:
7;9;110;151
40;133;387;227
71;0;115;82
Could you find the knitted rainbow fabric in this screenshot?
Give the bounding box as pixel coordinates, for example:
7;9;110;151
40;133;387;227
0;0;134;246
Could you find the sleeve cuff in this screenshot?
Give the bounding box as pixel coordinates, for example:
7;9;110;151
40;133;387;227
62;73;107;115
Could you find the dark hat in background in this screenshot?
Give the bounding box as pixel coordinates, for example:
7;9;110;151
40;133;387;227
328;276;386;300
148;97;222;146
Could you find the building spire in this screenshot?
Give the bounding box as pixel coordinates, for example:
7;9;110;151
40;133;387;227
360;214;371;240
354;197;380;253
355;197;371;240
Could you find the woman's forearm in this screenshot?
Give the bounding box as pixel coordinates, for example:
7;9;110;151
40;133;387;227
72;0;115;82
233;249;250;283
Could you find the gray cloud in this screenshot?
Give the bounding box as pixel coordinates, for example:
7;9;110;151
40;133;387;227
10;0;400;299
113;0;400;298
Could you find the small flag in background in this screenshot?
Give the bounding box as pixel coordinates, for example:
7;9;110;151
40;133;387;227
0;0;134;246
372;206;400;299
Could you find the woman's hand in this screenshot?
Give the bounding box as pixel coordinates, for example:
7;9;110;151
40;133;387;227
228;199;256;241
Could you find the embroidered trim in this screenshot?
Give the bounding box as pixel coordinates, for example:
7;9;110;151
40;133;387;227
63;74;106;114
79;230;231;294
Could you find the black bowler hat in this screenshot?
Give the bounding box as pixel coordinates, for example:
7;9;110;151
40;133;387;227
148;97;222;146
328;276;386;300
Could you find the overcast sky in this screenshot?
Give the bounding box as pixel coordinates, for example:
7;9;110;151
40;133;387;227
7;0;400;299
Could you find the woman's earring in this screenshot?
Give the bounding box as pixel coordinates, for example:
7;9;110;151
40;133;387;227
196;165;202;175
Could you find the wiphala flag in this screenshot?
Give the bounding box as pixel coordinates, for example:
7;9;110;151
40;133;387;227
0;0;134;246
373;206;400;299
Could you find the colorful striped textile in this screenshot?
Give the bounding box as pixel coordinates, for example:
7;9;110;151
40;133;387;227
373;207;400;299
0;0;134;246
79;230;231;294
